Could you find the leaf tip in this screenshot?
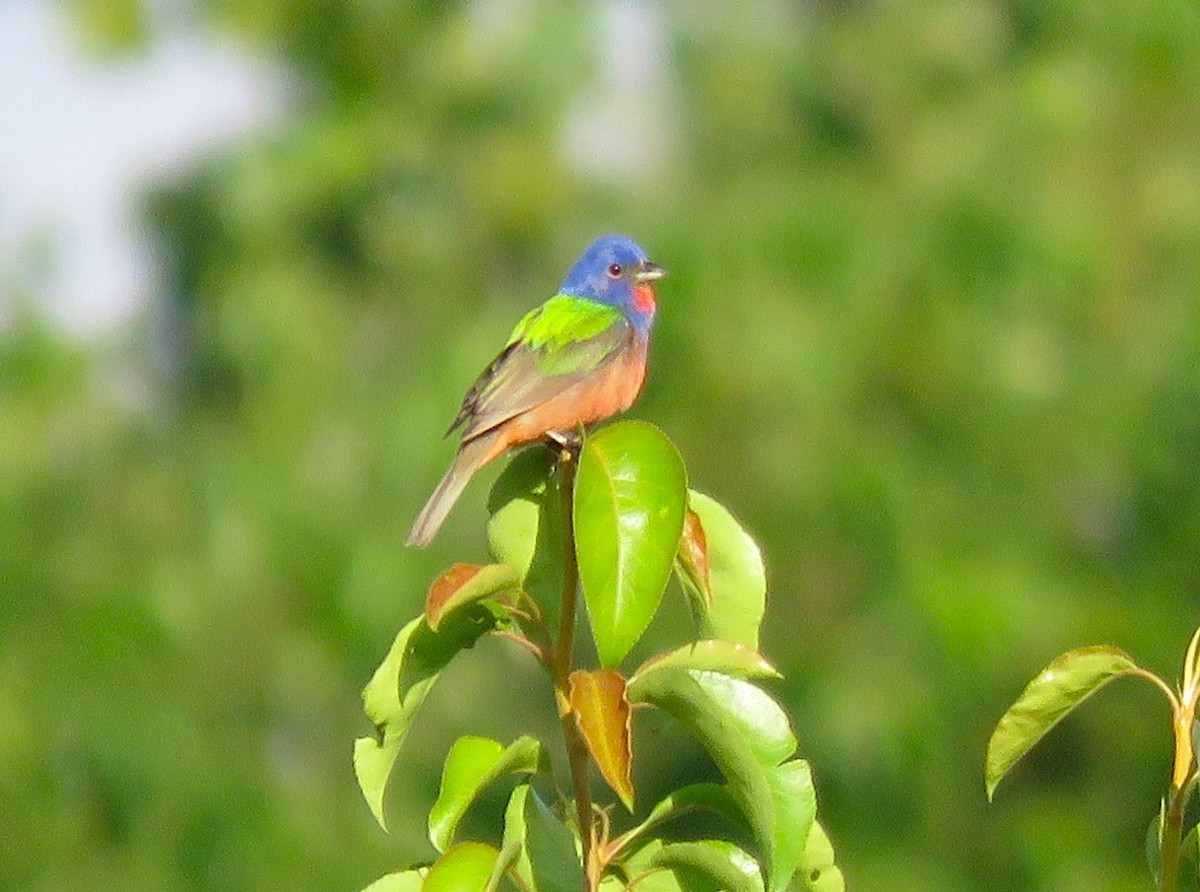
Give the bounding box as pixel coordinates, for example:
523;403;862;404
353;736;392;832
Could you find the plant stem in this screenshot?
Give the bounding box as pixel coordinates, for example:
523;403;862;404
1161;789;1183;892
1158;629;1200;892
552;444;581;692
1160;763;1194;892
550;444;595;891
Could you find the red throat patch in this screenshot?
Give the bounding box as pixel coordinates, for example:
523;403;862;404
632;284;656;314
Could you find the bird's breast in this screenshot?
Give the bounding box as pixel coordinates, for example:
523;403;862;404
487;338;648;455
560;338;647;422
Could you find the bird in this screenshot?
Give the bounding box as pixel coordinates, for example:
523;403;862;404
406;234;666;547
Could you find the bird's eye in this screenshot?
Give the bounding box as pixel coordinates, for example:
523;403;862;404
606;263;622;279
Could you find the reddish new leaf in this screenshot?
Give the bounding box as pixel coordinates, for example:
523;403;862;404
569;668;635;811
425;563;520;631
675;491;765;650
677;506;713;607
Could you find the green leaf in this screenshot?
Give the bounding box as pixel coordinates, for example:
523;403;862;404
601;840;708;892
423;842;501;892
630;640;780;688
1147;802;1166;890
487;446;566;626
429;735;546;852
360;869;426;892
798;820;845;892
628;668;795;766
498;785;535;892
575;421;688;667
629;667;799;888
676;491;765;650
985;645;1141;800
612;783;745;859
524;787;584;892
764;761;817;891
353;604;503;830
1182;822;1200;890
649;841;765;892
353;619;423;833
426;562;521;631
599;869;693;892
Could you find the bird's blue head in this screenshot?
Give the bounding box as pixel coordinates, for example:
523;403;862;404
559;234;665;336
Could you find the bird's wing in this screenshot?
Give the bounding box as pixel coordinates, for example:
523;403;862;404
448;296;633;441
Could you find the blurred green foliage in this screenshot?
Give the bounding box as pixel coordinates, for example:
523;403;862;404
6;1;1200;890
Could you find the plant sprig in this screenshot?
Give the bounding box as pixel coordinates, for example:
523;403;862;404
353;421;844;892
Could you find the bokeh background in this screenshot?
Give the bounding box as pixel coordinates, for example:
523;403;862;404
5;0;1200;889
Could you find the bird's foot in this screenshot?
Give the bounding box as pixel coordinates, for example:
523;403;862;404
547;428;584;463
546;429;582;450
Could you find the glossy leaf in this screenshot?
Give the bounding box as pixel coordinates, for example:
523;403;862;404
598;869;694;892
985;645;1141;800
611;783;745;859
569;668;635;810
601;840;710;892
499;785;535;892
360;869;425;892
649;841;764;892
426;562;521;631
764;760;817;890
629;667;798;887
429;735;546;852
630;640;780;688
524;786;585;892
676;491;765;650
353;604;503;830
423;842;501;892
487;446;566;626
628;668;795;766
798;820;845;892
574;421;688;667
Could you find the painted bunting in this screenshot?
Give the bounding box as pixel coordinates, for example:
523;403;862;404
406;234;666;547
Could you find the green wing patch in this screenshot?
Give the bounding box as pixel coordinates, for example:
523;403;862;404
451;296;632;440
508;296;623;353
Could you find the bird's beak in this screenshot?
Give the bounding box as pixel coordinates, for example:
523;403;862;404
633;260;667;283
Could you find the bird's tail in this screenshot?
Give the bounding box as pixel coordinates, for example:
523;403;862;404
406;435;496;547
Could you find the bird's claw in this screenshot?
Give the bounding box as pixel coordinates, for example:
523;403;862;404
547;428;585;463
547;429;581;449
